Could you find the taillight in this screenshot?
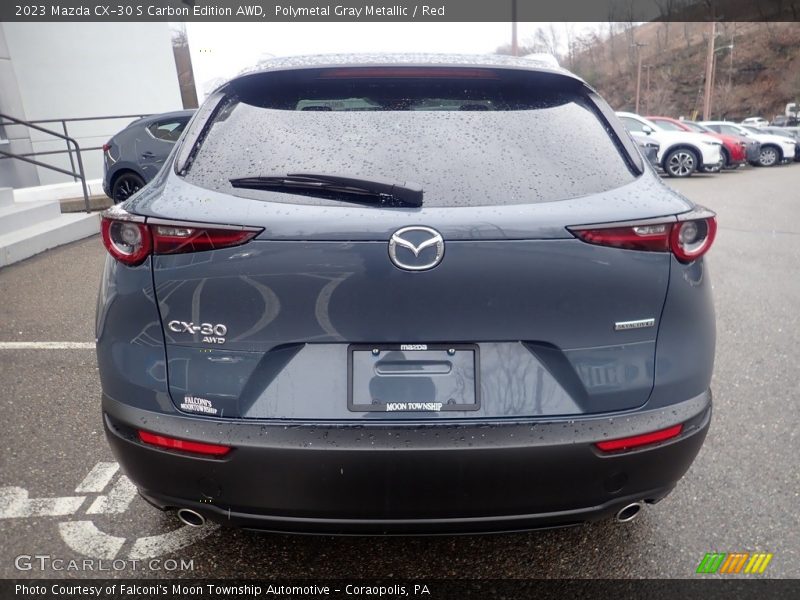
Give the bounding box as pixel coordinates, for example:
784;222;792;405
102;143;111;152
101;216;151;266
569;208;716;263
670;217;717;262
151;223;259;255
595;424;683;452
101;208;261;266
571;223;671;252
138;430;231;457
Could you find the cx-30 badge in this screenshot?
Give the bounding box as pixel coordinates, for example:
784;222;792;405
167;320;228;344
388;226;444;271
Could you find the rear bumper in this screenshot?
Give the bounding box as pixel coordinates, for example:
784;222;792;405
103;390;711;534
745;143;761;163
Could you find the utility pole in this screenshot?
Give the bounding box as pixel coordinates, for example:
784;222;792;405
511;0;518;56
645;65;652;115
633;42;647;114
702;21;716;120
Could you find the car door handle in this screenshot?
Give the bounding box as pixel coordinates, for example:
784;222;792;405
141;151;156;159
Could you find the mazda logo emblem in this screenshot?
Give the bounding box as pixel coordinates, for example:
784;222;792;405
388;226;445;271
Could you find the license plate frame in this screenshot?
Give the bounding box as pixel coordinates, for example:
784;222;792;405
347;343;480;413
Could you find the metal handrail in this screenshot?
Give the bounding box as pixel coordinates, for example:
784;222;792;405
0;113;150;213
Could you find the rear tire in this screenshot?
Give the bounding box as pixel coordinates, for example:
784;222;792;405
757;145;780;167
720;148;731;169
111;172;145;203
664;148;698;178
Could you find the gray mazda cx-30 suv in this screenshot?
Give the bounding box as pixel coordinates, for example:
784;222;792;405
97;55;716;534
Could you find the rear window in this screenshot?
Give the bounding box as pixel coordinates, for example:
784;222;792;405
183;68;637;207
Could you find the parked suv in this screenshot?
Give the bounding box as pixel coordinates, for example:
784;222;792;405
701;121;796;167
102;110;195;203
617;112;722;177
97;55;715;534
771;115;799;127
647;116;748;169
741;117;769;128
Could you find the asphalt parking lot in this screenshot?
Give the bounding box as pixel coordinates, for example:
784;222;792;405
1;163;798;579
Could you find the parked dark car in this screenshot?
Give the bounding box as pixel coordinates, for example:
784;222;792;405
771;115;799;127
102;110;195;203
635;137;660;167
97;55;716;534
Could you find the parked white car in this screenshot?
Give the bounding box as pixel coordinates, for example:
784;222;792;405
616;112;723;177
701;121;797;167
741;117;769;128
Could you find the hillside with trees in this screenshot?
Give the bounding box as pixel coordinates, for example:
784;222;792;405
498;22;800;121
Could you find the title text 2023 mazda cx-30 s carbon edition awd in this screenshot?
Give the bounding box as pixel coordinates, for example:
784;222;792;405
97;55;716;534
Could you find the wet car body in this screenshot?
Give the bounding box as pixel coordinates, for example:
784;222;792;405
97;55;716;534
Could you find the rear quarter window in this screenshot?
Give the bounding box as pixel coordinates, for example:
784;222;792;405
182;68;638;207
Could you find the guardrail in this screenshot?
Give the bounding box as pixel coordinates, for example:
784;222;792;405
0;113;150;212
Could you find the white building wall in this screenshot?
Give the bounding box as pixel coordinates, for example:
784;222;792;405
2;23;182;185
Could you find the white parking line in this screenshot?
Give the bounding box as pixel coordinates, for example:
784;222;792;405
0;487;85;519
129;523;220;560
0;341;95;349
58;521;126;560
87;476;137;515
75;462;119;493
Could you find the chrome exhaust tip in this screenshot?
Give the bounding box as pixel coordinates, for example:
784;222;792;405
615;501;644;523
176;508;206;527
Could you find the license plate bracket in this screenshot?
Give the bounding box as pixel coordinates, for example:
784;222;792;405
347;344;480;412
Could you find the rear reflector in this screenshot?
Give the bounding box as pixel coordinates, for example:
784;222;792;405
595;424;683;452
138;430;232;457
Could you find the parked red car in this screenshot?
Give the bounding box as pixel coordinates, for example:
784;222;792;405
647;116;747;169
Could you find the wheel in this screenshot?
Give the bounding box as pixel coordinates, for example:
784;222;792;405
702;157;723;173
757;145;780;167
664;148;698;177
111;172;145;203
720;148;731;168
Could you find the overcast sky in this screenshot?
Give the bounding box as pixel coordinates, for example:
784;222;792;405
185;22;599;97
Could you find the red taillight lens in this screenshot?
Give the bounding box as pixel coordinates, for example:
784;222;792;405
670;217;717;263
595;424;683;452
151;224;259;255
572;223;671;252
101;210;261;265
138;430;231;457
102;143;111;152
101;217;151;266
570;210;716;264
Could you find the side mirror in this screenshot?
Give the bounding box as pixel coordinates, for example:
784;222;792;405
642;125;654;135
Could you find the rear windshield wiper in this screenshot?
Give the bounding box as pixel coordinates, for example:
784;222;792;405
228;173;423;207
